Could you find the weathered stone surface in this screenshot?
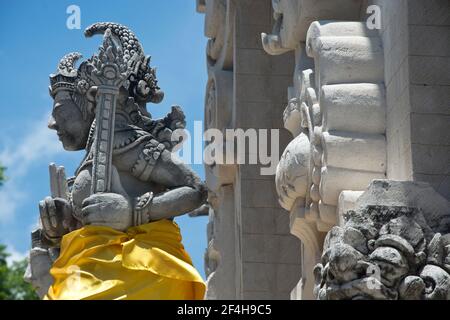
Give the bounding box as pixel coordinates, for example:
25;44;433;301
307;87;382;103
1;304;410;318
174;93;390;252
321;131;386;173
315;180;450;300
321;83;386;135
356;180;450;233
408;0;450;26
320;167;385;206
23;247;56;299
262;1;363;55
204;185;238;300
201;0;450;301
337;190;364;227
199;0;302;300
272;18;390;299
275;133;311;211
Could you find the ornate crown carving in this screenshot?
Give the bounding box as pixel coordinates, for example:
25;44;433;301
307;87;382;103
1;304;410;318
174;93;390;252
49;22;164;104
49;52;84;95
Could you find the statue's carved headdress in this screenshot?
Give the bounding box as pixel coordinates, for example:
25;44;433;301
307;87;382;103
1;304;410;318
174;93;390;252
49;22;164;108
50;22;186;151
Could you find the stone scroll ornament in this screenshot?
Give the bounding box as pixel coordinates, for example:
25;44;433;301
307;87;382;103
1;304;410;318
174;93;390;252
314;204;450;300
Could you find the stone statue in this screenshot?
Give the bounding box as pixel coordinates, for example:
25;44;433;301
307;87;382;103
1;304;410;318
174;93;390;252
314;181;450;300
24;22;207;300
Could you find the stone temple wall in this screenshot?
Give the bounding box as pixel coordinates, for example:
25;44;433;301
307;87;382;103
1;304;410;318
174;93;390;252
368;0;450;199
407;0;450;198
197;0;302;300
196;0;450;300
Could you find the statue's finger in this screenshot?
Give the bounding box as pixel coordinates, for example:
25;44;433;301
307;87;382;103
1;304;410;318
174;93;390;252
81;204;97;225
39;200;51;232
45;196;58;229
81;195;100;208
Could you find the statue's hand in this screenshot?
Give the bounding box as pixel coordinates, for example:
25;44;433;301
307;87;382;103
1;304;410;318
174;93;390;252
81;193;132;231
39;197;74;244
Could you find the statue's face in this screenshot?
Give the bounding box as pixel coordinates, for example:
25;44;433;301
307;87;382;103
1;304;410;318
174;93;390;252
48;90;92;151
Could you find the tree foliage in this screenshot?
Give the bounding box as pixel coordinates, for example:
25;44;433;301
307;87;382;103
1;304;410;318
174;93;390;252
0;245;9;300
0;244;39;300
0;164;5;186
0;166;38;299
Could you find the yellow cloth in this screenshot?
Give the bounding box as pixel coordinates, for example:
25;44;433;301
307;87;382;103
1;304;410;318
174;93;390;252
45;220;206;300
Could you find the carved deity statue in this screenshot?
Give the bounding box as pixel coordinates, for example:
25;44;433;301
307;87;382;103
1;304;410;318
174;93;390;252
24;22;207;300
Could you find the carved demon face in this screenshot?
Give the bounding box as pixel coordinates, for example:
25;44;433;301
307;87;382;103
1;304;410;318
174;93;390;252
48;90;93;151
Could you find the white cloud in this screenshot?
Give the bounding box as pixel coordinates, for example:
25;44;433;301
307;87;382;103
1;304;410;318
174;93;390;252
0;186;24;222
0;113;65;222
5;244;28;266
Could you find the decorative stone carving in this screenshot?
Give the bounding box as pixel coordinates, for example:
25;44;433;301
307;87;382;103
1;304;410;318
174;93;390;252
277;21;388;231
321;83;386;134
262;0;363;55
203;185;237;299
270;18;389;299
203;65;236;234
314;180;450;300
276;133;311;211
283;67;314;137
204;0;235;70
205;69;233;133
283;98;302;138
199;1;239;299
290;199;325;299
203;0;234;173
306;21;384;88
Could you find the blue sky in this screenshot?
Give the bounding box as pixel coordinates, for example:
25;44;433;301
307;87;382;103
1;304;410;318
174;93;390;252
0;1;209;277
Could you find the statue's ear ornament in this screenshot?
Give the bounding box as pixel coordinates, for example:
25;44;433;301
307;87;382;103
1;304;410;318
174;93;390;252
76;80;90;95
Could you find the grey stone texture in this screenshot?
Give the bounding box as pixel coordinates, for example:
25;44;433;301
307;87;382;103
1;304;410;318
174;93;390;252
234;1;302;300
199;0;450;300
315;180;450;300
369;0;450;199
199;0;302;300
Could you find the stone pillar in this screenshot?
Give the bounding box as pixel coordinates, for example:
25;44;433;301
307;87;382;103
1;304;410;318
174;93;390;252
205;185;237;299
263;0;388;299
199;0;239;299
199;0;450;300
197;0;302;300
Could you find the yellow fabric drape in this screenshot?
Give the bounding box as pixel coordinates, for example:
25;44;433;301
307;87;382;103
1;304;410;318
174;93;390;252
45;219;206;300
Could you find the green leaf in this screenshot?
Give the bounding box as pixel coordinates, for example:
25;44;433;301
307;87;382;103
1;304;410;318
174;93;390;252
0;164;6;186
0;244;39;300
